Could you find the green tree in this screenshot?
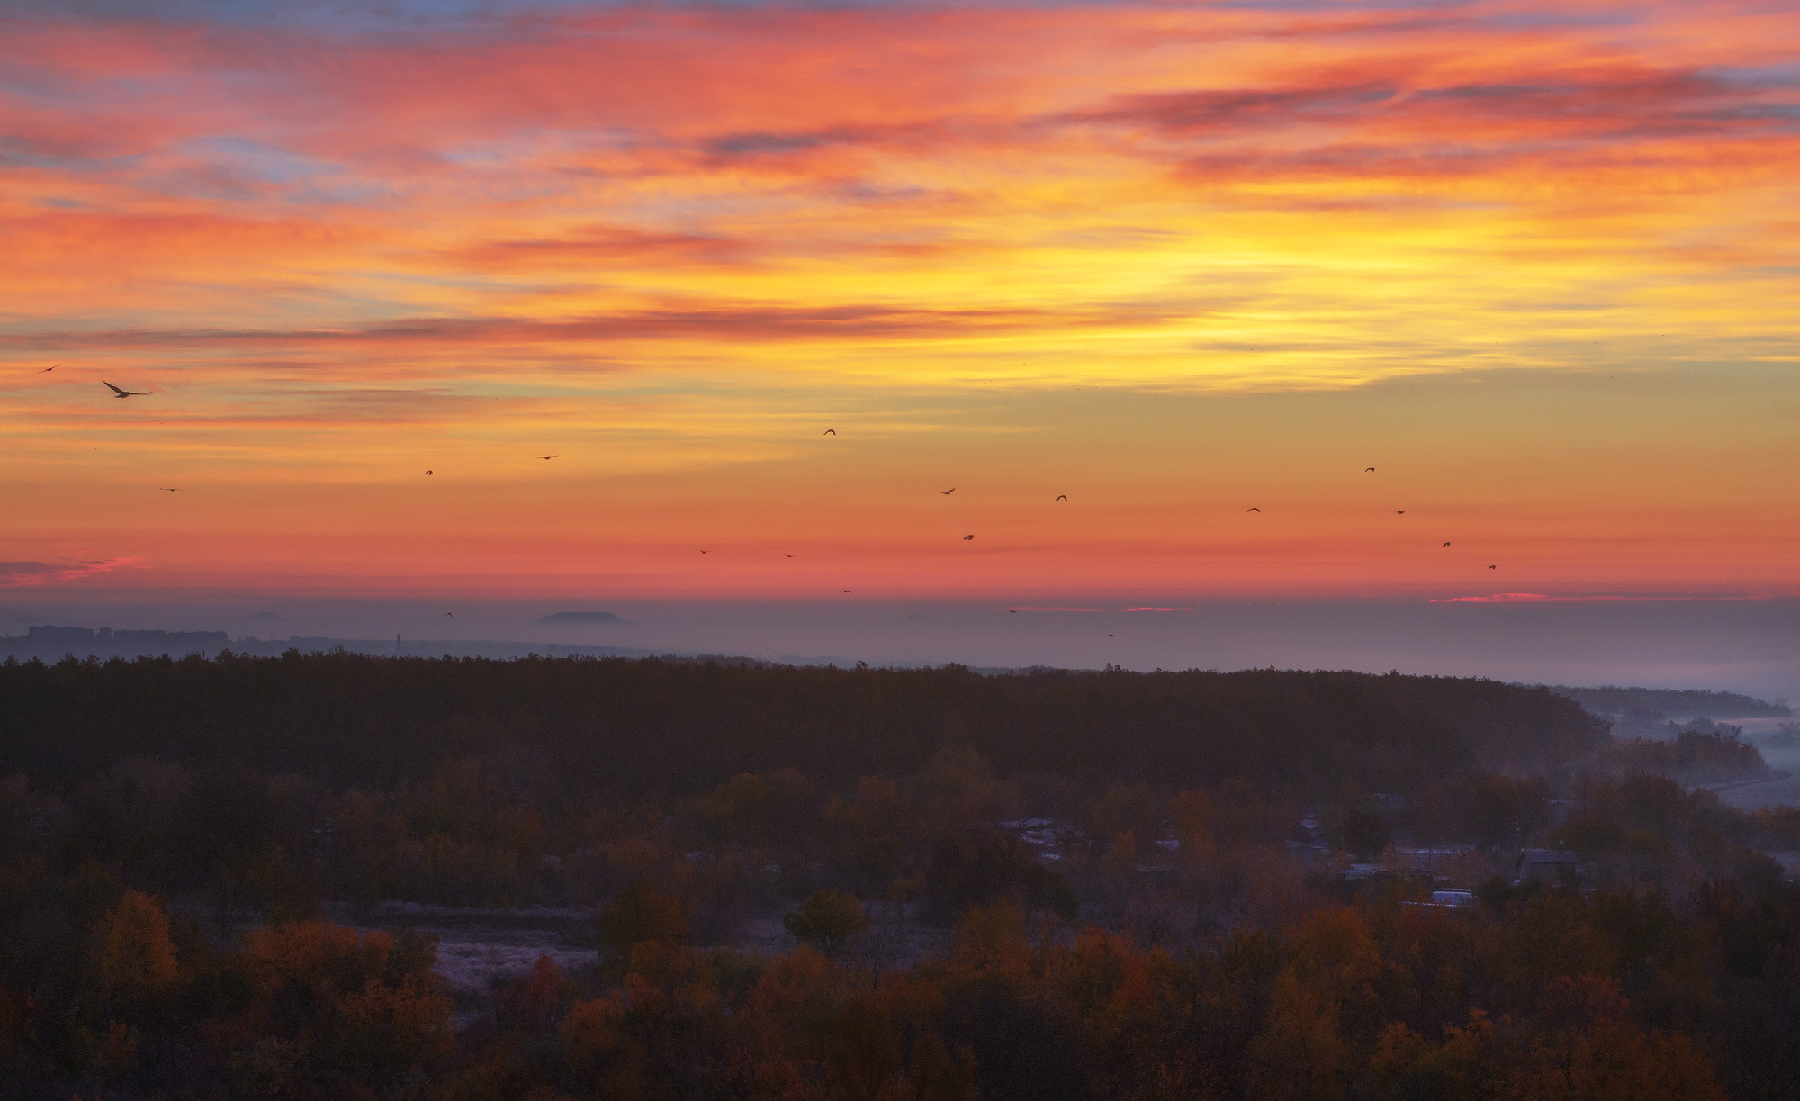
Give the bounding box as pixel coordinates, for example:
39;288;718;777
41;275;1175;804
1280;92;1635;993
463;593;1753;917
597;880;689;974
784;888;871;955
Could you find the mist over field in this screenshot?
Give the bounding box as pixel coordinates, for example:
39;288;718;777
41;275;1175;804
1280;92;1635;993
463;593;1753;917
5;594;1795;702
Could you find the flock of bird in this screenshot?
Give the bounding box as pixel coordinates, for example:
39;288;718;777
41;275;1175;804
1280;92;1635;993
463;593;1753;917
1246;465;1495;569
802;429;1497;568
57;371;1501;574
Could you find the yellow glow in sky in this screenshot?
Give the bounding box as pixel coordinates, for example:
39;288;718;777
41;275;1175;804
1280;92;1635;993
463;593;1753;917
3;0;1796;600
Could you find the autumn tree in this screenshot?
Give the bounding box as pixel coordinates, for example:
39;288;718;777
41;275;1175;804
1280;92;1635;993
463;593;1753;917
94;890;181;1011
597;880;690;976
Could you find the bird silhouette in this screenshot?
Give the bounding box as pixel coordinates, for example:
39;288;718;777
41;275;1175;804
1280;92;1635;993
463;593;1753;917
158;488;181;492
1364;467;1375;472
1245;507;1260;512
426;470;433;475
1396;510;1405;515
1055;495;1067;501
1488;564;1497;570
823;429;836;436
103;382;148;399
941;488;956;495
786;554;794;558
538;455;558;460
445;612;453;616
1442;542;1451;547
963;534;974;540
699;550;710;554
40;364;57;373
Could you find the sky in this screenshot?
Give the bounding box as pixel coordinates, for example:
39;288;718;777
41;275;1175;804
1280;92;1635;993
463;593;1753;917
3;0;1797;691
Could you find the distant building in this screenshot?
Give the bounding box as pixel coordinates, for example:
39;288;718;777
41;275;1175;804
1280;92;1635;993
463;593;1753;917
1390;845;1476;874
1515;848;1580;884
999;818;1075;863
1403;888;1479;911
28;625;95;644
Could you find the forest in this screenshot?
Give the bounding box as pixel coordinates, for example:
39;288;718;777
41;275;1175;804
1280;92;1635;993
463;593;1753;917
1;651;1797;1100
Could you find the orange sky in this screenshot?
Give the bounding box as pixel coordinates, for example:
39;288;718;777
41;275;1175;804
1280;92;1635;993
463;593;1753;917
4;0;1797;603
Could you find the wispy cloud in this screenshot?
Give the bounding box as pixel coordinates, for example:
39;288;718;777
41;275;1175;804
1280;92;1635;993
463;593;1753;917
3;1;1797;601
0;558;148;587
1433;592;1788;604
5;2;1797;392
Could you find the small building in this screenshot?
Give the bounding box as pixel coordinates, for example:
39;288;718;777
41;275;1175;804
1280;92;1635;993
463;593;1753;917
1390;845;1476;875
1515;848;1580;885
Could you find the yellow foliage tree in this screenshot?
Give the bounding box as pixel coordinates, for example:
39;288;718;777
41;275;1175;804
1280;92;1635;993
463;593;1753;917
95;891;181;1007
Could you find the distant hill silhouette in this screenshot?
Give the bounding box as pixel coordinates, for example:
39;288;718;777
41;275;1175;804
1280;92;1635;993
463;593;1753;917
537;611;635;625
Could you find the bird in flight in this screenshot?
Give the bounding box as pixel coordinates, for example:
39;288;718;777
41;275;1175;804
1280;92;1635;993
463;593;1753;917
1488;564;1497;570
963;534;974;540
426;470;433;475
158;487;181;493
103;382;148;399
1056;495;1067;501
1396;510;1405;515
41;364;57;373
1364;467;1375;472
1442;542;1451;547
445;612;453;616
786;554;794;558
941;488;956;495
1245;507;1260;512
699;550;710;554
823;429;836;436
538;455;559;460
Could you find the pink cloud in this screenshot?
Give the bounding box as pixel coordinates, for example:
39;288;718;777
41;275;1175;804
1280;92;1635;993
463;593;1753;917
0;557;148;587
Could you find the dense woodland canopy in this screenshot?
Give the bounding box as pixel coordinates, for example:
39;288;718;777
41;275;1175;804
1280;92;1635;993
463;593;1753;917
1;652;1797;1100
0;651;1608;793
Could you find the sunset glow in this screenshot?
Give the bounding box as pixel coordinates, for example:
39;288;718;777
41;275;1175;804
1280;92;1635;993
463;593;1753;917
4;0;1797;602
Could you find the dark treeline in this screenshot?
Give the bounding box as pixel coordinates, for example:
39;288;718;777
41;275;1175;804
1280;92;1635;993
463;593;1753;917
1594;719;1770;785
4;652;1800;1100
0;651;1608;795
1541;685;1792;719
